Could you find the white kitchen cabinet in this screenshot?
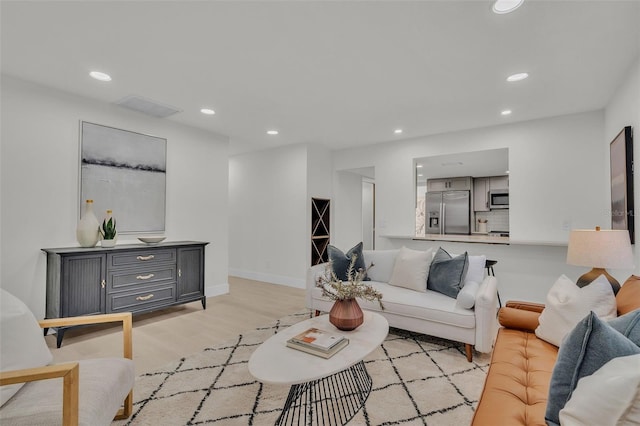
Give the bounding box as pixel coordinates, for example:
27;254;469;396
489;175;509;190
473;175;509;212
473;178;490;211
427;176;471;192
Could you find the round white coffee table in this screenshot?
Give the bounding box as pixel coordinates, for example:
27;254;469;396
249;311;388;425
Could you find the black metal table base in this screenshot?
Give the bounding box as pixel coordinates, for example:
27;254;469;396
275;360;372;426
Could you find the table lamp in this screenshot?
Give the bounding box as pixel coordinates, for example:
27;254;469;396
566;226;634;294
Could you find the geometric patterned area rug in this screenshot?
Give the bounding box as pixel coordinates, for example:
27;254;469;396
113;310;491;425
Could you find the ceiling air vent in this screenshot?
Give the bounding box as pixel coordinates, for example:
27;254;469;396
115;95;182;118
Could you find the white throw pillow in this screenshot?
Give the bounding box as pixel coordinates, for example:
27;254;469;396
559;354;640;426
0;288;53;406
535;274;617;347
388;247;434;292
465;255;486;286
456;280;480;309
449;253;486;287
363;249;400;283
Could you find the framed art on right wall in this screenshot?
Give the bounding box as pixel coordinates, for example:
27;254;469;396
610;126;634;244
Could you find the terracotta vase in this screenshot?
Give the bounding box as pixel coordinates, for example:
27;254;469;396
329;298;364;331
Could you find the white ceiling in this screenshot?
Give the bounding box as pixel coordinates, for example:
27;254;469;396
415;148;509;182
2;1;639;155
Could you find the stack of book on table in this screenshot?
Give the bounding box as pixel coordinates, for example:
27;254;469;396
286;327;349;359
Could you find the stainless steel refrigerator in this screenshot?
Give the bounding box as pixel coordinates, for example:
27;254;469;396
425;190;470;235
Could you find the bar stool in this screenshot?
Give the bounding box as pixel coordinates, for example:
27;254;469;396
485;259;501;307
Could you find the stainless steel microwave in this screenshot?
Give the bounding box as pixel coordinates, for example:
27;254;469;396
489;190;509;209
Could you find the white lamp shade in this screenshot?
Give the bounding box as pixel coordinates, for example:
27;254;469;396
567;229;634;270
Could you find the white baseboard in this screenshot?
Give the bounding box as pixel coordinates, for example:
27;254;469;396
206;282;230;297
228;268;305;289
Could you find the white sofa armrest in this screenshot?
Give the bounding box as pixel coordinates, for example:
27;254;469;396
306;262;329;309
473;275;499;353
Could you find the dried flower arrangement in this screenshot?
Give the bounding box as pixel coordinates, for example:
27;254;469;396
316;255;384;310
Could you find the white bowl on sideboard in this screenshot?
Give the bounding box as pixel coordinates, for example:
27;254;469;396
138;236;166;244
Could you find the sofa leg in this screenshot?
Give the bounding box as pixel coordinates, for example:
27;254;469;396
314;310;321;317
465;344;473;362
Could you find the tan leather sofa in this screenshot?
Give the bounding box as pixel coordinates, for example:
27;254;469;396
472;275;640;426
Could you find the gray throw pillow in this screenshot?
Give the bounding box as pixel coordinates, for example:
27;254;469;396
545;311;640;425
327;242;369;281
607;308;640;346
426;248;468;298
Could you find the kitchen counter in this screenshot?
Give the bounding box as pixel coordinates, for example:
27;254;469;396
384;234;510;245
382;234;571;246
420;233;509;244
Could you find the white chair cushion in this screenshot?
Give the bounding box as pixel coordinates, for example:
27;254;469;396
363;249;399;283
388;247;434;293
0;289;53;406
559;354;640;426
0;358;135;426
535;274;617;347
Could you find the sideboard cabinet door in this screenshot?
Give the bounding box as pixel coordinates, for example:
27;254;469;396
177;246;206;308
62;254;106;317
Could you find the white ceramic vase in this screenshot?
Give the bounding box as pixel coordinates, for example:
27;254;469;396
76;199;100;247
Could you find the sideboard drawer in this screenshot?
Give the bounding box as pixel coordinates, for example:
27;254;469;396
108;249;176;268
108;265;177;291
109;284;176;313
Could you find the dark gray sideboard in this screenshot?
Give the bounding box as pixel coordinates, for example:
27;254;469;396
42;241;208;347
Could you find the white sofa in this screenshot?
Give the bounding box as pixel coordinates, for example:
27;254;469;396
306;248;499;361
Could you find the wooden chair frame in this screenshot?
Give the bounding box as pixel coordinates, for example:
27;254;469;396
0;312;133;426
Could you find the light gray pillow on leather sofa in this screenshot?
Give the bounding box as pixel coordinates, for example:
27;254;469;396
545;311;640;426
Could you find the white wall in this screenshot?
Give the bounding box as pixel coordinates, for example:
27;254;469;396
306;144;333;202
333;171;364;250
228;144;308;287
227;58;639;303
306;143;333;265
362;181;374;250
606;58;640;149
335;111;608;243
228;143;333;287
605;56;640;263
0;75;230;317
331;111;623;303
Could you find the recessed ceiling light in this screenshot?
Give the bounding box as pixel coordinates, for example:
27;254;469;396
501;110;512;116
394;129;403;134
89;71;112;82
200;108;215;115
267;130;279;135
418;174;423;177
416;164;423;168
492;0;524;14
507;72;529;82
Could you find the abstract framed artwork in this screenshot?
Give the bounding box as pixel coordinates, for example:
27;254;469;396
80;121;167;234
610;126;634;244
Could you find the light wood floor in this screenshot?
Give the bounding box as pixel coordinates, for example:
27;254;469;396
46;277;307;375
